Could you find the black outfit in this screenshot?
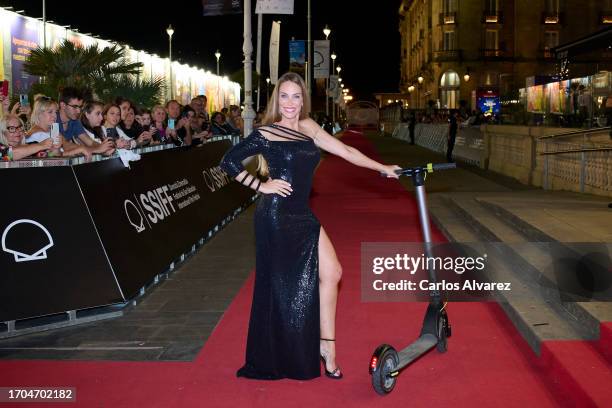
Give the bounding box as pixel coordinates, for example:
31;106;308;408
119;122;143;140
219;124;322;380
408;116;416;145
211;121;234;136
447;115;457;162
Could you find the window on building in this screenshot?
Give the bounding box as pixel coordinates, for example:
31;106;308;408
485;29;499;50
485;0;498;13
443;31;456;50
443;0;457;13
546;0;560;13
440;70;460;109
544;31;559;50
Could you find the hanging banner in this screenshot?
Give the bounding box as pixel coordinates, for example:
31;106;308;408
9;14;40;94
289;40;305;77
329;75;340;100
255;0;294;14
269;21;280;85
202;0;242;16
314;40;330;79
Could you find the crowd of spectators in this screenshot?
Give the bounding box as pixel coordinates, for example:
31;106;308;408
0;88;245;162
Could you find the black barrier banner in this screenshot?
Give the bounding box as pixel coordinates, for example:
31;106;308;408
0;167;123;322
73;141;255;298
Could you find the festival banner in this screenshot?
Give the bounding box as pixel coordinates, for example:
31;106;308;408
314;40;330;79
202;0;242;16
9;14;40;94
289;40;305;77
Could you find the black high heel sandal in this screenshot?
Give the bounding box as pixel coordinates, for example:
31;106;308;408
320;338;343;379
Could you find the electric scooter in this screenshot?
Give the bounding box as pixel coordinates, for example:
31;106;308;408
370;162;456;395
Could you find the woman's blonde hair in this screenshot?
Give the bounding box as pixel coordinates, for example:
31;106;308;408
257;72;311;176
30;96;58;129
0;114;25;146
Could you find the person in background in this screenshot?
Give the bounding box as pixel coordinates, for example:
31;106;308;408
0;114;52;160
227;105;244;135
151;105;168;144
57;87;113;155
166;100;192;146
211;111;234;135
101;104;135;149
115;97;133;122
195;95;210;122
447;110;459;163
120;106;153;146
26;96;90;159
81;101;106;142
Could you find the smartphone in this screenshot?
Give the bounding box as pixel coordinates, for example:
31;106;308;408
1;81;8;98
50;123;60;146
167;118;175;130
19;94;29;107
106;127;118;139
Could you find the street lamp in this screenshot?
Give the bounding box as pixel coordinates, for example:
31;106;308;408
463;68;471;82
336;65;342;75
215;50;221;76
166;24;174;99
417;75;424;84
266;77;270;103
323;25;331;39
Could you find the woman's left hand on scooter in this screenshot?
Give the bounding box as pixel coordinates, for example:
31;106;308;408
380;164;402;178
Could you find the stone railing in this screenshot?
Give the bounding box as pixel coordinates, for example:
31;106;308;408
388;122;612;197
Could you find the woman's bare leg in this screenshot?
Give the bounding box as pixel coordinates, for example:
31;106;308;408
318;226;343;373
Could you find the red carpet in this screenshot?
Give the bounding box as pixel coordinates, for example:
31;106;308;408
0;131;609;407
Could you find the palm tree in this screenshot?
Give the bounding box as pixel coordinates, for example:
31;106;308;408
24;40;163;107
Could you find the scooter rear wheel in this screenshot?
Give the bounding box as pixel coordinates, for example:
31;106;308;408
372;348;399;395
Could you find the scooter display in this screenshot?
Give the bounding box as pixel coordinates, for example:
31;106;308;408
370;162;456;395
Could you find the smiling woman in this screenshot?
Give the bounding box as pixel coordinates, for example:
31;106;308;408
219;72;400;381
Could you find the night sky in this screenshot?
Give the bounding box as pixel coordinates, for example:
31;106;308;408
0;1;401;101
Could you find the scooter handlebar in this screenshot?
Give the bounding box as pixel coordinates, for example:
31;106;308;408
431;162;456;171
380;162;456;177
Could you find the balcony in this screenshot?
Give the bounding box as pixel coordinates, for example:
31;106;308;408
541;11;564;25
482;10;504;24
480;48;511;60
439;12;457;25
600;11;612;24
433;49;463;62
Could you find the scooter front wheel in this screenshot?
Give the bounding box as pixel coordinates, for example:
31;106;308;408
371;347;399;395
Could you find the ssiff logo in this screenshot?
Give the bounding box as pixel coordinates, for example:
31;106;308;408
1;219;54;262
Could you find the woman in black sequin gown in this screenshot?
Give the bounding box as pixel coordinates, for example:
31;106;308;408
219;72;400;380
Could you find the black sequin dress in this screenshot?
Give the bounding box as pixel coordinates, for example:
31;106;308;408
219;123;322;380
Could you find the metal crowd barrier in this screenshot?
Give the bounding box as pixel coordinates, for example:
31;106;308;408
0;135;237;169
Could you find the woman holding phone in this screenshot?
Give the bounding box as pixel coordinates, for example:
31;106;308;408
102;104;135;149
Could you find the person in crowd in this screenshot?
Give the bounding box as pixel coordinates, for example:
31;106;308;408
119;106;153;146
182;105;208;146
102;103;136;149
221;107;229;118
166;100;192;146
81;101;106;142
253;109;265;128
227;105;244;135
0;114;52;160
26;96;90;159
0;95;10;119
211;111;234;135
57;87;113;155
408;112;416;145
115;97;133;122
136;108;152;129
195;94;210;122
151;105;169;144
219;72;400;381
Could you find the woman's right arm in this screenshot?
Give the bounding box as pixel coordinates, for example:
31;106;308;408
219;131;292;196
11;138;53;160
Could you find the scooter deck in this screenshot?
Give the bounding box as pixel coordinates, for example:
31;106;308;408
396;334;438;369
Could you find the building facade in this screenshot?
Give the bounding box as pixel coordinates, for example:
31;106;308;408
399;0;612;109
